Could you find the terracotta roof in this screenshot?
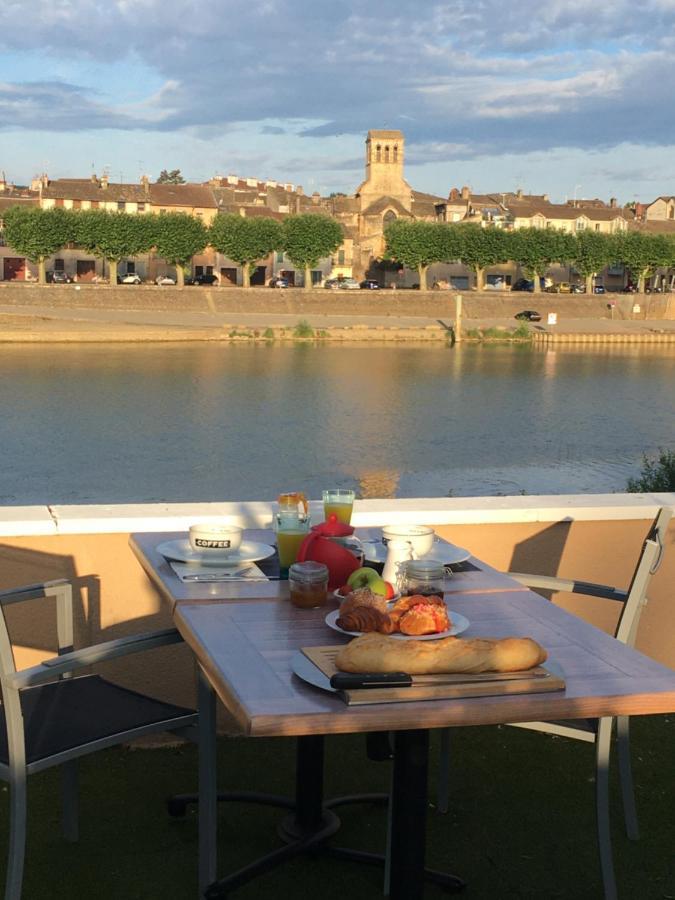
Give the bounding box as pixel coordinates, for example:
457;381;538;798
330;196;360;213
42;179;149;202
412;189;445;204
628;219;675;234
361;196;411;216
148;183;217;209
0;196;39;212
508;201;629;222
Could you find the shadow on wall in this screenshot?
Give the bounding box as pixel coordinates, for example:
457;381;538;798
508;521;572;600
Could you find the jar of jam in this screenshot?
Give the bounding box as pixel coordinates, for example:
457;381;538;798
288;561;329;609
401;559;447;597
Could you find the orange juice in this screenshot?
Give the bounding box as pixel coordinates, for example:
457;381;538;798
277;530;308;569
323;501;353;525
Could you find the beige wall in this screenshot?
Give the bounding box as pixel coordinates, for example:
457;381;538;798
0;518;672;721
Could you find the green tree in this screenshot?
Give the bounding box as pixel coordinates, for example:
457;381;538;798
384;220;447;290
509;227;569;294
627;449;675;492
570;230;614;293
282;214;343;291
613;231;673;293
455;224;511;290
153;212;209;286
209;215;282;288
74;210;156;284
3;206;75;283
157;169;186;185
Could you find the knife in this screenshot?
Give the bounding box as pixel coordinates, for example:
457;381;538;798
330;672;412;690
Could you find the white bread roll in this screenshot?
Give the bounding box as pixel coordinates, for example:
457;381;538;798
335;633;547;675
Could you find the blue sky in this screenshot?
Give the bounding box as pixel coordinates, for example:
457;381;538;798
1;0;675;203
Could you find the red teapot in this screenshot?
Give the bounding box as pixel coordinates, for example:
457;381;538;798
296;515;365;590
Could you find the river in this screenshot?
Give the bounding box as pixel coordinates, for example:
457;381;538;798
1;342;673;505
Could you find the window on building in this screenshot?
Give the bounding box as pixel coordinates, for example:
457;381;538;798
311;270;322;285
376;144;381;162
276;252;284;263
575;219;587;231
595;224;601;231
669;206;674;219
393;145;398;162
54;258;64;271
338;249;345;265
206;266;213;275
138;203;146;213
383;210;397;227
384;145;390;163
117;201;125;211
127;261;135;274
195;266;204;277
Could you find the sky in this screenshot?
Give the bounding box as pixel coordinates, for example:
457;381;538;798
1;0;675;204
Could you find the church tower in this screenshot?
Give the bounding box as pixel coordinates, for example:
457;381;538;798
355;129;412;212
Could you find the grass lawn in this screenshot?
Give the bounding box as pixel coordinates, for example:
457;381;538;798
1;715;672;899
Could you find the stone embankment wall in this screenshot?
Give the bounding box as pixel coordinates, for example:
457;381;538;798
0;282;673;319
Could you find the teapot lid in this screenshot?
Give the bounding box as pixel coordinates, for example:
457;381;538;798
311;513;354;537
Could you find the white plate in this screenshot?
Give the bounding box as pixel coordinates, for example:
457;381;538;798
363;539;471;567
325;607;470;641
157;538;276;566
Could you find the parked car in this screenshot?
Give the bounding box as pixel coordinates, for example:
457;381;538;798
593;285;606;294
269;276;289;288
546;282;571;293
512;278;534;292
359;279;380;289
337;277;361;290
192;273;219;286
48;270;72;284
514;310;542;322
622;284;637;293
323;278;341;289
156;275;176;286
570;283;585;293
120;273;142;285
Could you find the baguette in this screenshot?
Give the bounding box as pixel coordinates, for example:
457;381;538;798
335;633;547;675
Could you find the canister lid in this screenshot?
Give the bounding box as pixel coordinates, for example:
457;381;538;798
289;561;329;584
404;559;445;579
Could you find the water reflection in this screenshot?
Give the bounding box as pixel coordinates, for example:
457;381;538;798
0;343;673;504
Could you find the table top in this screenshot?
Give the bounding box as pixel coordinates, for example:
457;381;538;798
174;588;675;738
130;529;523;609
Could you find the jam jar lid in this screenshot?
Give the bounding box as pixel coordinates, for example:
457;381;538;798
404;559;446;580
289;561;329;584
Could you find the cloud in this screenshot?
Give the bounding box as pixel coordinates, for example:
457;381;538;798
2;0;675;163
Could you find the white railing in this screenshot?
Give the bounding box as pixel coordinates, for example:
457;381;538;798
1;493;673;537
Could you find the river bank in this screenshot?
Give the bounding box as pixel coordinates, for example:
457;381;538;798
0;284;674;343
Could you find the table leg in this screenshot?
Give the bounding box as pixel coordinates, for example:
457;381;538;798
389;729;429;900
198;667;217;897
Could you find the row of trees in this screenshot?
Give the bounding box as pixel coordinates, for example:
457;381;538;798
2;207;344;289
384;221;675;293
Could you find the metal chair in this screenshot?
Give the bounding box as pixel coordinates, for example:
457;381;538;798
0;578;198;900
436;506;672;900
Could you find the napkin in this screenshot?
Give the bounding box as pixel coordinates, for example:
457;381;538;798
170;561;268;583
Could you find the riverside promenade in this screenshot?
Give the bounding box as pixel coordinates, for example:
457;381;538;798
0;284;673;343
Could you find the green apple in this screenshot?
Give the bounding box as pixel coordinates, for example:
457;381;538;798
347;567;382;590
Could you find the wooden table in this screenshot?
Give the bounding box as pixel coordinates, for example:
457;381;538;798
172;588;675;899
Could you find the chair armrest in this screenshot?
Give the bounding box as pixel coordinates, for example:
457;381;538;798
2;626;184;690
0;579;71;606
509;572;628;602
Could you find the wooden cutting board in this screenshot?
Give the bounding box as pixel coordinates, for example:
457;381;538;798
301;645;565;706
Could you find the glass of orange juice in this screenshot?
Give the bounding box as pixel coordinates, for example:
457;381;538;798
276;525;309;570
322;489;355;525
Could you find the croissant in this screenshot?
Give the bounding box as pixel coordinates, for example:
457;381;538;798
336;606;396;634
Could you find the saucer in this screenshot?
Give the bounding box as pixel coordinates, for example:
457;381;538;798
363;539;471;566
325;607;470;641
157;538;276;566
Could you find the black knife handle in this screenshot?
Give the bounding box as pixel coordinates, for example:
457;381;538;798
330;672;412;690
